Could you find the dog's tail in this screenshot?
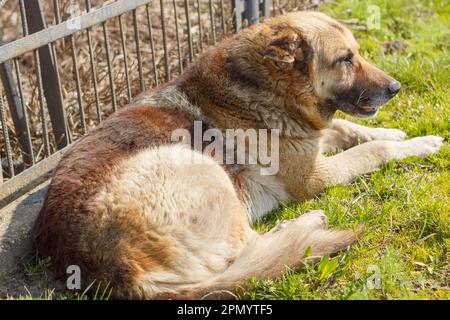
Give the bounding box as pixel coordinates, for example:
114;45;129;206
182;223;364;299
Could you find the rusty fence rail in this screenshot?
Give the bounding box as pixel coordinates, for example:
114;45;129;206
0;0;303;207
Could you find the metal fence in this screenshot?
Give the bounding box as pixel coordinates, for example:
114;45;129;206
0;0;315;206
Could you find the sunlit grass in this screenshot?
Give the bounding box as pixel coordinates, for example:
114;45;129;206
244;0;449;300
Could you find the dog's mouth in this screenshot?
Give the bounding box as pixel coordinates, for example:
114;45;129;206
354;105;380;117
325;87;397;118
329;100;383;118
325;83;400;118
337;93;392;118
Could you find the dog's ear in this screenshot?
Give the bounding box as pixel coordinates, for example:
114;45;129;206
264;30;309;71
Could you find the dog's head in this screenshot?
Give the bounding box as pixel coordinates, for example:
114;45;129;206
231;11;400;121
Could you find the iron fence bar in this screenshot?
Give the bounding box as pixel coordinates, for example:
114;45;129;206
173;0;184;73
18;0;29;37
17;0;29;171
232;0;243;32
51;43;72;144
51;0;71;142
209;0;217;45
102;21;117;112
33;50;51;158
196;0;203;50
160;0;171;82
132;9;145;92
184;0;194;63
0;94;15;178
13;58;35;166
0;0;152;65
23;0;69;150
53;0;61;24
145;4;159;86
118;15;132;102
85;0;102;123
220;0;226;33
70;35;87;134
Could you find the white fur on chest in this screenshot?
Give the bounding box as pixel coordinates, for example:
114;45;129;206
240;165;290;223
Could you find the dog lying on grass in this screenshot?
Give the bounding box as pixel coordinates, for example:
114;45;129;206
33;11;443;299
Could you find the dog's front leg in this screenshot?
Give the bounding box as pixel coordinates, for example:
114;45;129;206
320;119;407;153
320;135;443;186
279;135;443;201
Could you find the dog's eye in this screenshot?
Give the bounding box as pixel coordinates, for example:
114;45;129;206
341;54;354;65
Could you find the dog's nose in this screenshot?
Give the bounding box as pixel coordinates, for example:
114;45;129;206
387;81;401;97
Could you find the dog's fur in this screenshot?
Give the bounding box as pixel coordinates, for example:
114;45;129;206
33;12;443;299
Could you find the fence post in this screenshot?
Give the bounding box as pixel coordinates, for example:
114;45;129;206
23;0;70;150
232;0;244;32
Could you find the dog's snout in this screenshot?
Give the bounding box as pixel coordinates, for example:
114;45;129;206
387;81;401;97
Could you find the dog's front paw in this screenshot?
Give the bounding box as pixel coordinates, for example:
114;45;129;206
408;135;444;156
394;135;444;159
370;128;407;141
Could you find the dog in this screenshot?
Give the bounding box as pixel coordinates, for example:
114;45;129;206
33;11;443;299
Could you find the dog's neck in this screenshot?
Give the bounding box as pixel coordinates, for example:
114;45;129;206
174;51;327;140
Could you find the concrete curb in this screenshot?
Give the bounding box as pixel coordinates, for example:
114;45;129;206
0;180;49;279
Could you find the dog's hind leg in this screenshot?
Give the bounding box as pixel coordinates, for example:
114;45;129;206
320;119;407;153
192;209;363;298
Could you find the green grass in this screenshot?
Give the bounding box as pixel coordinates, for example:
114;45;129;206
22;256;51;275
242;0;449;300
8;284;113;301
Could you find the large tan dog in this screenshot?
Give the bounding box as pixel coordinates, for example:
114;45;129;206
33;12;443;299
